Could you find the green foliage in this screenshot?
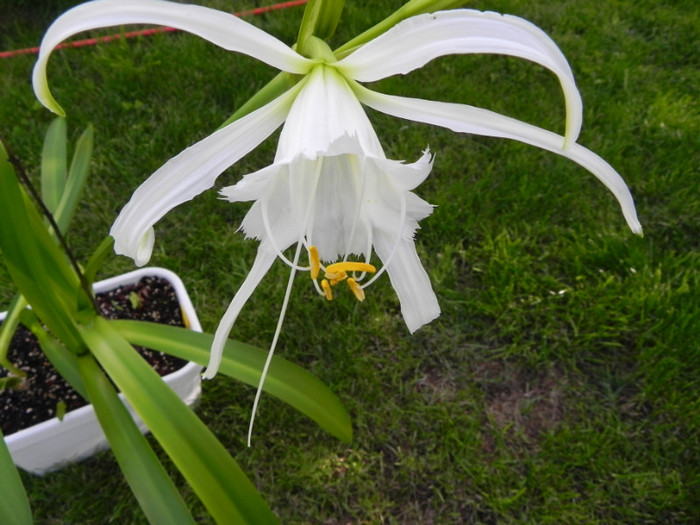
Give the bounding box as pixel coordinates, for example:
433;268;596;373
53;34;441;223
0;427;31;525
112;320;353;442
0;0;698;523
0;117;349;521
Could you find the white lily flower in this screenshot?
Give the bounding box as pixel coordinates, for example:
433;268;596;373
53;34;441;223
34;1;642;440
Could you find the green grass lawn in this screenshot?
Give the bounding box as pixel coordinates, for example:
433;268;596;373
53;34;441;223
1;0;698;523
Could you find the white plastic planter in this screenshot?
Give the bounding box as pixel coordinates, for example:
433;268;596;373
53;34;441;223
2;267;202;475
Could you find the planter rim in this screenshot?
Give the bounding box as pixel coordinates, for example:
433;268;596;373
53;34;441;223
2;267;203;474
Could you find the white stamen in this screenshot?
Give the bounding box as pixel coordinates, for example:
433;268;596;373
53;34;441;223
247;239;303;446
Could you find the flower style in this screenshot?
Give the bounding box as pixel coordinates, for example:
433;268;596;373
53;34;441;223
33;0;641;432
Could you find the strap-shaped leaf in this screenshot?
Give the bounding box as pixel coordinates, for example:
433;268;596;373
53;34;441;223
0;427;32;525
0;144;84;348
78;317;278;524
111;320;352;442
77;353;195;525
54;124;94;234
40;117;67;214
82;236;115;287
21;311;87;400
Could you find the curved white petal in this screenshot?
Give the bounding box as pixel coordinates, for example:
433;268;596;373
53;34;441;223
204;242;280;379
220;163;278;204
336;9;582;144
110;86;299;265
373;231;440;333
33;0;312;114
357;86;642;235
376;149;433;192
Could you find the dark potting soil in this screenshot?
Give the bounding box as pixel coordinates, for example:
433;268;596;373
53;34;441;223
0;276;188;436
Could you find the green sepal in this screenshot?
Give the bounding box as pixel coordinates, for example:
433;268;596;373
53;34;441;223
0;295;28;377
110;320;352;443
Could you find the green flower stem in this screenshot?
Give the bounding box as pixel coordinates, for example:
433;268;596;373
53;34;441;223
297;0;345;54
218;72;299;130
82;236;115;288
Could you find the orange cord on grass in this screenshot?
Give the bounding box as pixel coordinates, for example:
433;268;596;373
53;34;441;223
0;1;308;59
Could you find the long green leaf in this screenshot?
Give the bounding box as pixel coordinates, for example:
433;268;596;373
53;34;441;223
0;428;32;525
55;124;94;234
21;311;87;400
79;317;278;524
110;320;352;443
0;144;83;348
77;353;195;525
40;117;67;214
0;295;27;376
82;236;114;287
334;0;469;58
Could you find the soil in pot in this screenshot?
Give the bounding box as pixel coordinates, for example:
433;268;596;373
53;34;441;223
0;275;188;436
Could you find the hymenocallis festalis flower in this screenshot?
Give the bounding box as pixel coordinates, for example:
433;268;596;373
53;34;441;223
33;0;642;443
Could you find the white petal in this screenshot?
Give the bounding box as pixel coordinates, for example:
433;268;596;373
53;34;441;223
375;149;433;191
336;9;582;144
204;242;280;379
275;66;384;162
357;87;643;235
110;86;299;265
373;231;440;333
364;159;434;237
32;0;312;115
220;164;278;204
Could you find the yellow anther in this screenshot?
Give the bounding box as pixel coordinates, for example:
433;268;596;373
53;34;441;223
321;279;333;300
309;245;320;280
347;278;365;302
325;261;376;276
328;270;348;286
